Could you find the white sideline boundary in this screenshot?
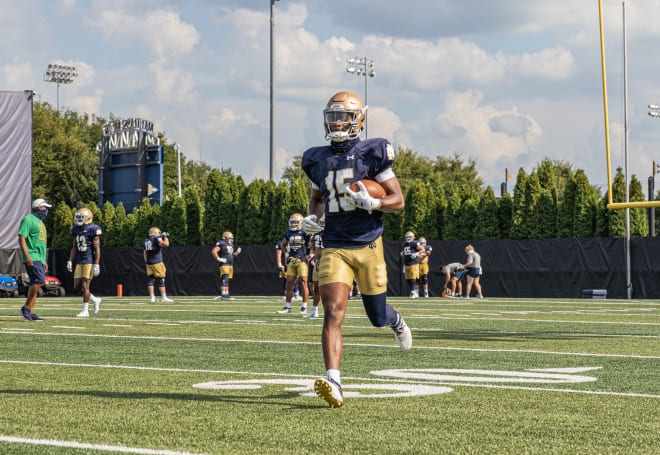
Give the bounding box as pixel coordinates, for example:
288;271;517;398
0;435;206;454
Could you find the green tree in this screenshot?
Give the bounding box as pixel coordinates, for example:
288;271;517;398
562;170;598;238
133;199;155;246
608;168;627;237
51;203;74;249
404;182;433;237
456;197;478;239
474;187;500;239
162;196;187;245
536;188;558;238
268;182;294;243
32;104;102;206
497;192;513;238
237;179;266;243
442;192;463;239
510;168;529;239
629;175;648;236
184;187;203;245
101;202;118;246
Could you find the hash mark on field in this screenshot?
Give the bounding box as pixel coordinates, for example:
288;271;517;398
146;322;180;326
102;324;133;327
51;326;85;329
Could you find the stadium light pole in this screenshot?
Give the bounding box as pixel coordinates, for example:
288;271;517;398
175;143;182;197
43;64;77;112
346;57;375;138
649;105;660;237
269;0;280;181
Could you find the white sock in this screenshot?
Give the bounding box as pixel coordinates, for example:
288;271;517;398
326;369;341;385
81;302;89;311
284;302;291;309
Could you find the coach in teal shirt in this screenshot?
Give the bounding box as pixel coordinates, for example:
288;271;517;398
18;198;51;321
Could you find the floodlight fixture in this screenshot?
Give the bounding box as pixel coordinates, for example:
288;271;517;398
43;63;78;112
345;56;376;137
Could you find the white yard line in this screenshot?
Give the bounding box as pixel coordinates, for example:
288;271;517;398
0;435;206;454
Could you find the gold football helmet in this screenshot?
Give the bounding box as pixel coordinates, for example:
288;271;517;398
324;91;366;142
74;208;93;226
148;227;162;237
404;231;415;242
289;213;303;230
223;231;234;243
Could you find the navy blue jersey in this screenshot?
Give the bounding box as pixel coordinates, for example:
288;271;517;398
283;229;309;261
215;239;237;266
71;224;102;264
402;240;421;266
144;236;165;264
301;137;395;248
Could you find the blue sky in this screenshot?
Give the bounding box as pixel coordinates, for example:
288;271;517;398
2;0;660;193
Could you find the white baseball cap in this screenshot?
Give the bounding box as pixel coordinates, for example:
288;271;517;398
32;198;52;208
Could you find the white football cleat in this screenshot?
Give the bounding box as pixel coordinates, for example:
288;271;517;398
276;307;291;314
92;296;102;314
391;313;412;350
161;297;174;302
76;310;90;318
314;377;344;408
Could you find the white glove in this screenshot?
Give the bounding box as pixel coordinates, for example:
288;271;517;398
66;261;73;272
93;264;100;277
345;181;382;214
217;257;227;264
410;253;419;259
234;247;242;256
278;263;284;270
302;215;323;234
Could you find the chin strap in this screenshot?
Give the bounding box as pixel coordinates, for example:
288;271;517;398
330;138;360;154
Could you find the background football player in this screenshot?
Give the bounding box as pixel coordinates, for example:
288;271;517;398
212;231;242;300
277;213;310;314
143;227;174;303
305;217;325;318
418;236;432;297
301;90;412;408
400;231;425;298
67;207;102;317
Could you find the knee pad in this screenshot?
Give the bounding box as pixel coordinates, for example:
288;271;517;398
221;274;230;287
362;293;397;327
146;275;155;287
156;277;166;288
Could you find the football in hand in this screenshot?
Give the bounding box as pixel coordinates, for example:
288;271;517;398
349;179;386;199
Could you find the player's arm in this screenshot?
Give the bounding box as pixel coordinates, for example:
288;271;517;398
378;176;405;212
159;234;170;247
307;188;325;219
93;236;101;265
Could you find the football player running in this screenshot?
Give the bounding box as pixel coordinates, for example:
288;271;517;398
143;227;174;302
67;208;103;317
301;90;412;408
212;231;242;300
277;213;311;314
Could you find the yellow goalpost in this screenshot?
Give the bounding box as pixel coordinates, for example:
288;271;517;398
598;0;660;209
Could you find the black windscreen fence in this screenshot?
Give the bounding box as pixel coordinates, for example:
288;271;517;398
2;237;660;298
